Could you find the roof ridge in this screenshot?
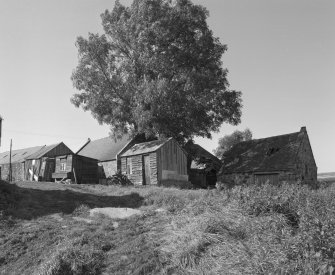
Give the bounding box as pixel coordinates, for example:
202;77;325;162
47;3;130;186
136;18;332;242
240;131;301;144
0;144;45;155
90;135;130;143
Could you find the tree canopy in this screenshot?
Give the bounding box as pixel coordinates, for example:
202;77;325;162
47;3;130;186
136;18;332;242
71;0;242;143
214;128;252;158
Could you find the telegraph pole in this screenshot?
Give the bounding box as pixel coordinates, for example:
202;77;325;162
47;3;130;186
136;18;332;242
0;116;2;147
9;139;12;182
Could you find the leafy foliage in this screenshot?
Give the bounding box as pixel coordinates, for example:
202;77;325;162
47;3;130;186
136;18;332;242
214;128;252;158
71;0;242;143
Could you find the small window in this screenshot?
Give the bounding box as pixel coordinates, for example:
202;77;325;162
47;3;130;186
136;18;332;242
126;157;132;174
267;147;280;156
60;158;67;171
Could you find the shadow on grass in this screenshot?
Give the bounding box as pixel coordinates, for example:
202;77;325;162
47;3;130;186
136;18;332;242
0;181;144;220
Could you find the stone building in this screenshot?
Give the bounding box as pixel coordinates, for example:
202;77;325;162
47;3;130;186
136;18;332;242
219;127;317;186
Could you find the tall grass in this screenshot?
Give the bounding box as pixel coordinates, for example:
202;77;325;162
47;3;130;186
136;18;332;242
1;180;335;274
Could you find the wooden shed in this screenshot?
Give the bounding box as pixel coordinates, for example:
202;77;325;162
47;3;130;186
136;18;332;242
120;138;189;186
25;142;73;181
52;154;98;184
0;145;45;181
76;134;150;184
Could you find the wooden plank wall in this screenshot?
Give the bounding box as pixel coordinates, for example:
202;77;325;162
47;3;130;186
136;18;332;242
73;155;98;184
55;155;73;173
121;155;143;185
44;143;73;158
158;139;188;182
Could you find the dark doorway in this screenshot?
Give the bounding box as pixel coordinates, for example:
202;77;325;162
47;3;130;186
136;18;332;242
143;155;151;185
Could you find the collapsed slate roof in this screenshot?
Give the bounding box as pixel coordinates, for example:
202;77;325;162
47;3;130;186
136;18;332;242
221;129;306;174
121;138;172;157
77;135;132;162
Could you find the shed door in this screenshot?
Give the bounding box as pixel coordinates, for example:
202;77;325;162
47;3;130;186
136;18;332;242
254;174;279;185
143;155;151;185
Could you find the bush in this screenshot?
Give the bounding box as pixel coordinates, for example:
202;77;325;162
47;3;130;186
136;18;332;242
105;171;132;186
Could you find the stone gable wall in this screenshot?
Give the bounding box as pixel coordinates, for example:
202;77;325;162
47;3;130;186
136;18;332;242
296;133;317;184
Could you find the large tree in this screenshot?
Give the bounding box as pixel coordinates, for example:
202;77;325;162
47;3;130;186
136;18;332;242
214;128;252;158
71;0;242;143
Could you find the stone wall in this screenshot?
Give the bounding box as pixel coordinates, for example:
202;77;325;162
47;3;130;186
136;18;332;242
296;131;317;184
220;170;299;187
0;163;25;181
98;160;117;179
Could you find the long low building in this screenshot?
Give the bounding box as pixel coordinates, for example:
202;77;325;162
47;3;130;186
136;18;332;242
0;142;98;183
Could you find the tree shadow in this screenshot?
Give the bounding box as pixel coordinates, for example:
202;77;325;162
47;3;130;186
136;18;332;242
0;181;144;220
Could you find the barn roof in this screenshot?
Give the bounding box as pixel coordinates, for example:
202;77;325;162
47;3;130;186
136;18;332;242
77;135;132;162
184;141;221;171
221;128;306;174
0;145;46;165
121;138;172;157
26;143;70;160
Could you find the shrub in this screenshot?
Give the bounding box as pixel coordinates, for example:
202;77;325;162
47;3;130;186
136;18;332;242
106;171;132;186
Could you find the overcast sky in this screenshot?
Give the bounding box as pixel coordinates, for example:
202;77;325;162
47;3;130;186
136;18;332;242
0;0;334;172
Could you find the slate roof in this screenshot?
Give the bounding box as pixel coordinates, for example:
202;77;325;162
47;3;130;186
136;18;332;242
221;130;305;174
121;138;171;157
0;145;45;165
184;141;221;171
77;135;132;162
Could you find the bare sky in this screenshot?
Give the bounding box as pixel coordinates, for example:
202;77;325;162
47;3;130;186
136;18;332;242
0;0;334;172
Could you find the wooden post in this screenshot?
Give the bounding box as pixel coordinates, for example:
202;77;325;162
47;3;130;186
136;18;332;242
9;139;12;182
0;116;2;147
73;168;78;184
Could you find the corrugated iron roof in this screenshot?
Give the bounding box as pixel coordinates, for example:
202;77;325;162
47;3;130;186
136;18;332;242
26;143;63;160
121;138;171;157
0;145;45;165
221;130;304;174
77;135;132;162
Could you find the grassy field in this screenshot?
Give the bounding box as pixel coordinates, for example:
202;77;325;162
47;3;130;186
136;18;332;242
318;172;335;184
1;180;335;275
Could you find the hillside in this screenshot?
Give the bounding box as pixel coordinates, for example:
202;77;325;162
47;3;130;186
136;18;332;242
1;180;335;274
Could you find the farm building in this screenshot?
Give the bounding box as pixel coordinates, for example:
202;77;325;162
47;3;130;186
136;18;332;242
120;138;189;186
0;145;45;181
77;135;148;184
52;154;98;184
184;141;221;188
0;142;76;182
24;143;73;182
219;127;317;186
